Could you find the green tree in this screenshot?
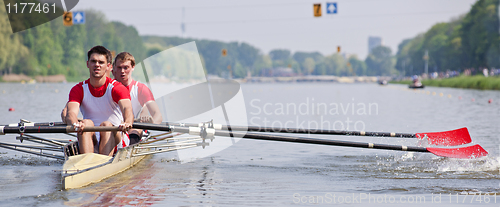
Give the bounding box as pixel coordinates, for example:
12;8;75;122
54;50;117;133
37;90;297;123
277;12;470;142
252;55;272;76
112;22;146;62
302;57;315;75
365;46;394;75
395;0;500;74
61;23;86;79
269;49;291;61
348;55;366;76
315;53;345;75
0;7;29;74
460;0;499;68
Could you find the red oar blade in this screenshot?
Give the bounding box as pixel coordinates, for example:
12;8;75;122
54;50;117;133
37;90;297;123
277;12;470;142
427;144;488;159
415;127;472;146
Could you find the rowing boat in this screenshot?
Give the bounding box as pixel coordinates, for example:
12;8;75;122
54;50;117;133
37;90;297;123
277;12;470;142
61;131;208;189
61;136;150;189
409;82;425;89
0;120;207;189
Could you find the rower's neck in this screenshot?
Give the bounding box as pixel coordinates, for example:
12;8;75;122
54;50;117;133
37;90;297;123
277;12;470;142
89;76;107;88
123;78;134;87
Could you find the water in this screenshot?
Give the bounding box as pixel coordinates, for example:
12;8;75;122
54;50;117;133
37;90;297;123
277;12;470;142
0;82;499;206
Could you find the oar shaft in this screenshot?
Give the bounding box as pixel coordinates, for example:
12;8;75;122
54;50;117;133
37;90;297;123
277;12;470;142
16;122;417;138
133;123;171;131
236;126;416;138
226;131;428;153
168;126;429;153
165;122;416;138
128;123;487;158
0;126;120;134
33;122;66;126
5;122;66;127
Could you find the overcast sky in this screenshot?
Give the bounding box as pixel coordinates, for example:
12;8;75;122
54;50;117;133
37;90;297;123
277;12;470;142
72;0;477;59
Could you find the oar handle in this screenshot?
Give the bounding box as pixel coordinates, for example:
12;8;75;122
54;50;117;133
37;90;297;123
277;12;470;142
82;126;120;132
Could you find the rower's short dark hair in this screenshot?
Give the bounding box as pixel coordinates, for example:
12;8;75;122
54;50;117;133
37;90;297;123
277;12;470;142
87;46;112;64
113;52;136;67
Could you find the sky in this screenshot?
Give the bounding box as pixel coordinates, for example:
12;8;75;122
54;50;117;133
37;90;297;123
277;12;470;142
72;0;478;59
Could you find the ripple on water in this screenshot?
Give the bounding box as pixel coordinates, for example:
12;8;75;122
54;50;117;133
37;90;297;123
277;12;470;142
0;154;63;166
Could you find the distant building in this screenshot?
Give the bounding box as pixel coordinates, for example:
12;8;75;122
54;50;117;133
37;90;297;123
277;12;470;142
368;36;382;54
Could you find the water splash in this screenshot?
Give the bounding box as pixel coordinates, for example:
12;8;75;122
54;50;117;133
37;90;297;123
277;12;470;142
0;155;63;166
436;156;500;173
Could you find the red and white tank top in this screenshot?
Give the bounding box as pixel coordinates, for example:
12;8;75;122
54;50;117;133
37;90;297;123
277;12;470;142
69;77;131;126
81;80;122;126
125;80;155;118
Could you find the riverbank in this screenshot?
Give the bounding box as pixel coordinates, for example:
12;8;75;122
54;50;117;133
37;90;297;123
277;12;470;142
1;74;67;83
391;75;500;90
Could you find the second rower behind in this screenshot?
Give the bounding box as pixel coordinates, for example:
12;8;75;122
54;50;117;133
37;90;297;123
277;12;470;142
112;52;162;144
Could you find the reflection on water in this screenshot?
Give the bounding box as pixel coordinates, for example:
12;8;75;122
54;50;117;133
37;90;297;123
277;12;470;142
65;156;166;206
1;82;500;206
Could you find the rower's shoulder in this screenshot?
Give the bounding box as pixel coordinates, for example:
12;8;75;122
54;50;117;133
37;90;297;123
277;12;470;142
136;81;150;89
69;79;87;91
109;78;131;98
73;79;88;86
108;77;124;87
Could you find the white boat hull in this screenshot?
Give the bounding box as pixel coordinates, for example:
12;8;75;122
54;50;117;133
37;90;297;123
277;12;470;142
62;146;147;189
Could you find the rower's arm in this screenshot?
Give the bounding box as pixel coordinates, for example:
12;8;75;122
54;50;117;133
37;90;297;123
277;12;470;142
118;99;134;126
65;102;81;126
61;103;68;124
144;101;163;124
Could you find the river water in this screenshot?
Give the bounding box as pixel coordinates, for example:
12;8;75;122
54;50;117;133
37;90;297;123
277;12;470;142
0;82;499;206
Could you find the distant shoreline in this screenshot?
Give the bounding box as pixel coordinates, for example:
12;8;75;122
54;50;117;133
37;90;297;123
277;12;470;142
1;74;67;83
391;75;500;90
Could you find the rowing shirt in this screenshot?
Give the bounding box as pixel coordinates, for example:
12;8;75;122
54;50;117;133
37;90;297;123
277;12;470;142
123;80;155;118
68;77;131;126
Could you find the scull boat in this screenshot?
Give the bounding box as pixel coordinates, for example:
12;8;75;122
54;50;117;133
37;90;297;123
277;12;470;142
0;120;209;189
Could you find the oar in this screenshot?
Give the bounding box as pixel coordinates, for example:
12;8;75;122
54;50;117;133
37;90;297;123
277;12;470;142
162;122;471;146
131;123;488;159
5;121;66;127
0;125;120;134
9;121;472;146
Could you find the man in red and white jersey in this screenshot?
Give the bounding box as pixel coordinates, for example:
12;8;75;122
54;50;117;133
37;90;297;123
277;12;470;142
65;46;134;156
112;52;162;144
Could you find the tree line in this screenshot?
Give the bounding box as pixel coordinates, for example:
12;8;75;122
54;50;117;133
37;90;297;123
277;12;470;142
0;7;146;81
2;0;496;80
0;1;397;80
142;36;397;78
396;0;500;76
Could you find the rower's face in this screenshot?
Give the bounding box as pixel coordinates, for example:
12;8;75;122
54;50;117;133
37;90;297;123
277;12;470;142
112;60;134;84
87;53;110;78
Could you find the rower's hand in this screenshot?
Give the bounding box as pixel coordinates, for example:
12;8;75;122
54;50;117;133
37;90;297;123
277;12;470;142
139;115;153;123
119;122;132;132
73;121;85;134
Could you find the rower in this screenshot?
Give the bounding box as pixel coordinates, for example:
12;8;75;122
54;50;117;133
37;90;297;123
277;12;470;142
112;52;162;144
64;46;134;156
